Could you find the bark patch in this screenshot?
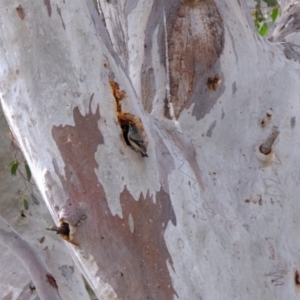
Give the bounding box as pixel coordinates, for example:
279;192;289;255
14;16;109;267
57;6;65;30
52;99;177;299
206;120;217;137
168;0;224;118
2;292;13;300
46;273;58;289
295;270;300;285
43;0;52;17
117;187;177;299
16;5;25;20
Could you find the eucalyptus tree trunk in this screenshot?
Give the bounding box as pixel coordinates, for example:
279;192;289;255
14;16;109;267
1;0;300;299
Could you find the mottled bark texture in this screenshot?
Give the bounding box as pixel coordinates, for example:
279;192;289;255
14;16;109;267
167;0;224;118
139;0;225;119
51;100;177;299
2;0;300;299
0;0;224;298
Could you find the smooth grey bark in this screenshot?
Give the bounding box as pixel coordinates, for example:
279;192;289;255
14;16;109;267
0;215;61;300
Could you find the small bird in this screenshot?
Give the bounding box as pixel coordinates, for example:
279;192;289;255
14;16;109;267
127;124;148;157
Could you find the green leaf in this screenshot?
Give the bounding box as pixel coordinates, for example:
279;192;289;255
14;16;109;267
25;163;31;181
9;161;19;176
259;22;269;36
8;160;17;168
254;20;260;29
271;8;280;22
263;0;278;7
23;198;29;210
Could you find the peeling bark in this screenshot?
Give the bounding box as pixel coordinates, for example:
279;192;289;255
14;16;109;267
51;101;177;298
168;0;224;118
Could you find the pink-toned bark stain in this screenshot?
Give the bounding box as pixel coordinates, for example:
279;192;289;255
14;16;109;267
168;0;224;119
52;99;177;299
